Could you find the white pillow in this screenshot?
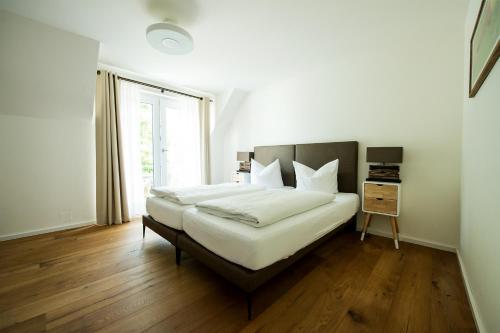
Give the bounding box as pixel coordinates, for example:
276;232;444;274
293;159;339;194
250;159;284;188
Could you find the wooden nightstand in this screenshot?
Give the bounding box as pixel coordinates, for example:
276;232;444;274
361;181;401;249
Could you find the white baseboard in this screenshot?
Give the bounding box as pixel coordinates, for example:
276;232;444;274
0;220;97;241
456;249;485;333
357;227;456;252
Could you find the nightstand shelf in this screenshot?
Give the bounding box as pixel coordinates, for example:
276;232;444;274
361;181;401;249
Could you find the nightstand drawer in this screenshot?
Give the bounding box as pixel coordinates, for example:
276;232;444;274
364;197;397;215
364;183;398;200
231;171;250;184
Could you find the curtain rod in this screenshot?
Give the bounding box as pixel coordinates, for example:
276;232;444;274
96;70;212;102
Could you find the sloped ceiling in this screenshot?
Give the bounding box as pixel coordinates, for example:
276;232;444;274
0;10;99;118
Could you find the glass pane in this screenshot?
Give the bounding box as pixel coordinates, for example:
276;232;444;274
163;97;201;187
139;102;153;197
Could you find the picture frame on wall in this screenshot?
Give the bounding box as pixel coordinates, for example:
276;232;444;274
469;0;499;97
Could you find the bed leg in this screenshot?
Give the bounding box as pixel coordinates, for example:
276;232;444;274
246;293;253;320
175;247;181;265
142;224;146;238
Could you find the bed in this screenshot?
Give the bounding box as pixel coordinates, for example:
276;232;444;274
176;141;359;319
183;192;359;270
143;184;264;264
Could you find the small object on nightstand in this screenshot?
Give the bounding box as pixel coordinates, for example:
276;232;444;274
361;181;401;249
237;152;254;172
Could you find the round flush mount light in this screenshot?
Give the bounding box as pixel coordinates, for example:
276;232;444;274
146;22;193;55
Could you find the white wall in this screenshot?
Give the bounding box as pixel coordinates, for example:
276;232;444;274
220;0;467;249
211;89;248;184
0;11;99;238
459;0;500;331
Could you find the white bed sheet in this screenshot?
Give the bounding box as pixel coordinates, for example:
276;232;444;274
146;197;191;230
183;192;359;270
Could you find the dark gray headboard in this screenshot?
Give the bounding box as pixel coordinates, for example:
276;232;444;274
253;141;358;193
254;145;296;187
295;142;358;193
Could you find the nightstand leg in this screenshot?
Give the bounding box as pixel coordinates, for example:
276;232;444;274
390;216;399;249
395;217;399;233
361;213;372;241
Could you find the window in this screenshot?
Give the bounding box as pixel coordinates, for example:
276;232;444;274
120;81;204;216
139;91;202;189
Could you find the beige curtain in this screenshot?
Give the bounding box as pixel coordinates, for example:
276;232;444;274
199;97;211;184
95;71;130;225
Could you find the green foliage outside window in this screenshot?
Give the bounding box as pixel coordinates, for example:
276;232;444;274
139;103;153;177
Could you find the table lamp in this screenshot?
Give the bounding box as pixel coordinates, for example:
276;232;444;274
236;152;254;172
366;147;403;183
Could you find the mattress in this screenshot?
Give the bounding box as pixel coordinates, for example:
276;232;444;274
183;192;359;270
146;197;191;230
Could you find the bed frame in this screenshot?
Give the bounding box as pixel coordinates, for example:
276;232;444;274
142;215;183;264
142;141;358;319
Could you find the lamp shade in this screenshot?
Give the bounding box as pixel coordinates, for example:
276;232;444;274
366;147;403;163
237;151;254;162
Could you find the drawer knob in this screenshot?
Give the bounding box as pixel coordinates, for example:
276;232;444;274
376;198;383;201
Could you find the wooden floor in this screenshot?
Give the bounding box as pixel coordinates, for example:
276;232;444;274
0;221;476;333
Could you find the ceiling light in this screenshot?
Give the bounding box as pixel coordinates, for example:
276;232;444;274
161;38;180;49
146;22;193;55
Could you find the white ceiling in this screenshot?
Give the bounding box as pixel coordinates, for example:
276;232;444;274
0;0;463;94
0;0;356;94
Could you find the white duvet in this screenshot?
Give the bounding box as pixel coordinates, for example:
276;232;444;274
196;189;335;227
150;183;265;205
